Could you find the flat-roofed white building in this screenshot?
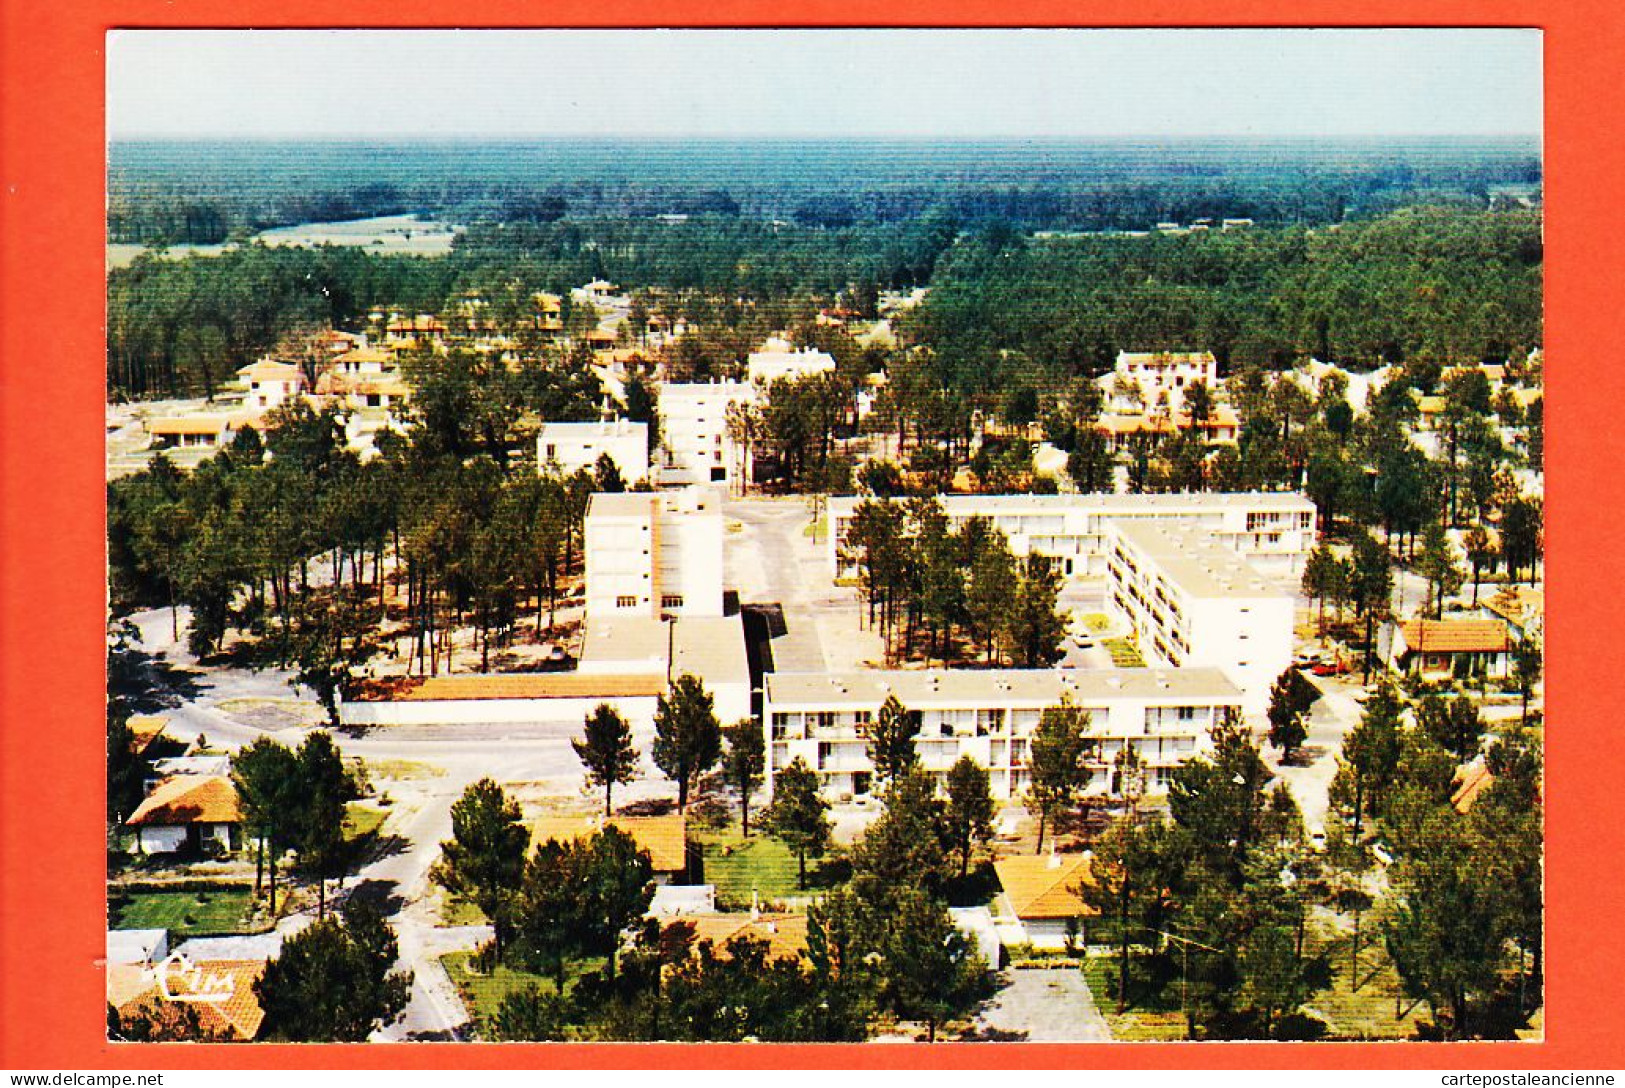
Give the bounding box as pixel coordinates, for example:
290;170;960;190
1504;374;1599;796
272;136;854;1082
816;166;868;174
577;613;752;724
657;380;756;488
584;488;725;618
747;344;836;385
763;667;1243;801
829;491;1317;580
1105;520;1294;716
538;419;650;484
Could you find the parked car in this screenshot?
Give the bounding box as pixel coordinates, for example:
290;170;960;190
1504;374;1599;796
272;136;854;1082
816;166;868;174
1311;658;1350;677
1294;652;1323;669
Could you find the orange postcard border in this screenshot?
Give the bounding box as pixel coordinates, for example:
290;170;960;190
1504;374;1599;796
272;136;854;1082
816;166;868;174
1;1;1620;1070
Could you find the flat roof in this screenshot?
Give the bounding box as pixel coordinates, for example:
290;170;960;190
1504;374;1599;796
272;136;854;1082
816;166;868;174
586;492;654;518
1111;519;1286;600
828;491;1315;515
351;672;666;702
764;667;1241;709
577;614;751;688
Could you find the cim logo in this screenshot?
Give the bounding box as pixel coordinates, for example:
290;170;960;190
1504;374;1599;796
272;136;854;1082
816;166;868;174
150;953;234;1003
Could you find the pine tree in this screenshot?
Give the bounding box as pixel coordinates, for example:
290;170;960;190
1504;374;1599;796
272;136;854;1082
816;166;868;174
764;758;831;889
652;673;721;812
429;778;529;964
573;703;639;817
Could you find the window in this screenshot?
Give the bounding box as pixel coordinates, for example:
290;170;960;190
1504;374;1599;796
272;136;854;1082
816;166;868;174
661;595;684;610
616;595;638;608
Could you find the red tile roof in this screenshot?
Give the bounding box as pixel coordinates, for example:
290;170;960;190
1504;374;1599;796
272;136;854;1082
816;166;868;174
1401;619;1510;655
127;776;242;827
108;958;266;1041
994;853;1097;920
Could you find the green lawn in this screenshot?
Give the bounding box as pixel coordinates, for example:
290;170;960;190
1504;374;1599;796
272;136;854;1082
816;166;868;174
343;803;388;841
1081;956;1187;1041
697;831;838;905
1303;934;1425;1040
1080;612;1115;634
440;895;488;927
108;887;256;938
1102;638;1147;668
441;949;606;1031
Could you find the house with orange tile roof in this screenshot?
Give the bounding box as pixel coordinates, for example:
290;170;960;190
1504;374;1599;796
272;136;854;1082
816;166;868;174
992;851;1097;948
666;911;810;961
235;358;308;413
107;955;266;1041
1389;617;1511;680
126;776;242;855
531;813;689;882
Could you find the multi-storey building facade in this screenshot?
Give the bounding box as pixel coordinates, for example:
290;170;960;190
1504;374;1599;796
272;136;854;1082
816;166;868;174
656;380;756;489
583;488;725;618
1105;350;1219;415
829;491;1317;580
537;419;650;484
763;667;1243;801
1105;519;1295;716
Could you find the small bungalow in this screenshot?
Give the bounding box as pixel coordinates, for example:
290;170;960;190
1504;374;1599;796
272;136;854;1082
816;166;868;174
1480;586;1544;643
147;415;242;450
126;776;243;856
531;812;690;884
107;955;266;1041
668;911;810;961
993;851;1096;949
1389;618;1511;680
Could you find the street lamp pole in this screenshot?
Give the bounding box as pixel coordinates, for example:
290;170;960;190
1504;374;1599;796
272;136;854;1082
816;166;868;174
1147;928;1223;1040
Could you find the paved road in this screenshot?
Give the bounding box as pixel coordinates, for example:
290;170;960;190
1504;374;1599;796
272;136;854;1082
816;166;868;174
726;498;827;672
965;968;1114;1042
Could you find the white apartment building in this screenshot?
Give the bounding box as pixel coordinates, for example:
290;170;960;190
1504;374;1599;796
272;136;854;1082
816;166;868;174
764;667;1243;801
656;380;757;488
577;613;752;725
583;488;725;618
1104;351;1219;416
829;491;1318;581
747;343;836;385
537;419;651;484
1105;520;1295;716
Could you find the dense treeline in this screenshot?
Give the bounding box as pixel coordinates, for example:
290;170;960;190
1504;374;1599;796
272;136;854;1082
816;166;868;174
107;245;461;398
107;203;1541;406
453;213;959;296
906;206;1544;396
109;137;1540;243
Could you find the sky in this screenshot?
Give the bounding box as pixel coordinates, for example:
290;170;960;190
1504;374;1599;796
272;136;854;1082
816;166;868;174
107;28;1543;141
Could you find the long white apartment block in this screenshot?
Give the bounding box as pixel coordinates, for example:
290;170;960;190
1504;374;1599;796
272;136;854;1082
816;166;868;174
1105;520;1294;717
584;488;725;618
829;491;1317;580
537;419;650;484
656;380;756;488
763;667;1243;801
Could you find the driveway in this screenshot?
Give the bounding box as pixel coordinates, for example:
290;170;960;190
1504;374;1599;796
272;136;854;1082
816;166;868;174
964;968;1114;1042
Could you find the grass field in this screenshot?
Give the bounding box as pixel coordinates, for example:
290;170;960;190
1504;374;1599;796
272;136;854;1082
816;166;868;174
441;949;606;1031
1102;637;1147;668
1080;957;1186;1041
1080;612;1115;634
363;758;447;781
343;803;388;841
108;887;256;937
697;831;839;905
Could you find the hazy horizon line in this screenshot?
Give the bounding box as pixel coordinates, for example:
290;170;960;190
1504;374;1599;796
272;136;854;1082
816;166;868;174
110;132;1544;144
